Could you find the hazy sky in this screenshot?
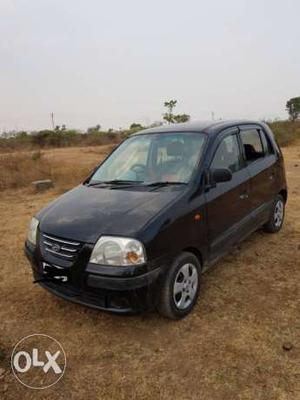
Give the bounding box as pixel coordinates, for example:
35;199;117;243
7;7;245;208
1;0;299;131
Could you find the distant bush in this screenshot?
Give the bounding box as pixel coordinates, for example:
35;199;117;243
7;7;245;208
0;120;299;153
268;120;300;147
0;129;125;153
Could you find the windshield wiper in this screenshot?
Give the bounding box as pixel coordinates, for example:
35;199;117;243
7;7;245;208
146;181;187;187
86;180;186;189
87;179;143;187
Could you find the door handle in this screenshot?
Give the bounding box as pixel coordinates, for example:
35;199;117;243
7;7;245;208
239;193;249;200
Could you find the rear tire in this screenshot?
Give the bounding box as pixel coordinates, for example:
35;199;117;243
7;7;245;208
157;252;201;320
263;194;285;233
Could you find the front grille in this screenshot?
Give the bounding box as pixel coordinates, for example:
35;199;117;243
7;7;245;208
42;233;82;260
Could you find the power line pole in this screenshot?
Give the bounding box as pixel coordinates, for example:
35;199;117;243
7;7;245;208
50;112;55;130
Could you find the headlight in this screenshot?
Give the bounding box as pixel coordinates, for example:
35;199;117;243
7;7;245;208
27;217;39;246
89;236;146;266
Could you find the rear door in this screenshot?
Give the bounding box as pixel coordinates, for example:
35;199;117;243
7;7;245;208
239;125;277;226
205;128;251;260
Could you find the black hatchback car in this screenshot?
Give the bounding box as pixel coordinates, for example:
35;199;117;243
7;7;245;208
25;120;287;319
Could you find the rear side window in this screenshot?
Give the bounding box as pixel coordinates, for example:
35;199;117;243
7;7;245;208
240;129;264;163
259;129;274;155
211;134;241;173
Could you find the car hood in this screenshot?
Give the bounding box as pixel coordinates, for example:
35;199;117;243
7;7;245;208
37;185;181;243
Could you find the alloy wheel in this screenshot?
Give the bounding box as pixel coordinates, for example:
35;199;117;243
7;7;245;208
274;199;284;228
173;263;198;310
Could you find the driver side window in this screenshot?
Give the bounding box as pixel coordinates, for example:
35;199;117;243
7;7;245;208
211;134;242;173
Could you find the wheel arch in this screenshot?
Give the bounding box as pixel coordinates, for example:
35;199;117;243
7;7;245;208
279;189;287;203
182;247;203;270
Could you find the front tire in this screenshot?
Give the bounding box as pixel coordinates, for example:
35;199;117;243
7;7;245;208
264;194;285;233
157;252;201;320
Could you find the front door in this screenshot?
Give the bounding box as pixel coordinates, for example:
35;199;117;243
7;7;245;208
205;129;251;260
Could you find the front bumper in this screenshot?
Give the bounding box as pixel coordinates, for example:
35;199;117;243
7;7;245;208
25;241;165;314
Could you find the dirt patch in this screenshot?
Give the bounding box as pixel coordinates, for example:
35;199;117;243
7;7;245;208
0;145;299;399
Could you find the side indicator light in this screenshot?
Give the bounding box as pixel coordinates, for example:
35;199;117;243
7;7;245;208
194;213;201;221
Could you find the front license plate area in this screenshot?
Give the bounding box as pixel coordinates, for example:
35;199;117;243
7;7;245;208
42;262;69;283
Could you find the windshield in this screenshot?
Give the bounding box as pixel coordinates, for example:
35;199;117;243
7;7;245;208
89;132;206;185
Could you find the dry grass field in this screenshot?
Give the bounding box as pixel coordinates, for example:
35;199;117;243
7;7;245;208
0;143;299;399
0;144;117;191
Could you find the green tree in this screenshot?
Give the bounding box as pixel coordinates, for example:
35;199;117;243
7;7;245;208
286;97;300;121
163;100;177;124
163;100;190;124
87;124;101;134
173;114;190;123
130;123;143;130
15;131;28;138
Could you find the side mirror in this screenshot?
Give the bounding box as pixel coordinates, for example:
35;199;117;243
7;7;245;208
211;168;232;184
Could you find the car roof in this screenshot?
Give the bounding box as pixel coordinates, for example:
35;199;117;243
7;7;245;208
133;120;265;137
